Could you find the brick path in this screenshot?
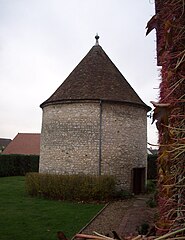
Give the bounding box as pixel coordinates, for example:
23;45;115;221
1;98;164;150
117;196;156;237
80;195;156;238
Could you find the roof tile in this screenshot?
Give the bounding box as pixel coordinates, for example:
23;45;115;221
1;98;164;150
2;133;40;155
41;44;150;111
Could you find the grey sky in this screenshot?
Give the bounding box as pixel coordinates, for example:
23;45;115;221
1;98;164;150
0;0;159;147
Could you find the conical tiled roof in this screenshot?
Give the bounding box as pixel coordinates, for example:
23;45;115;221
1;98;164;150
41;42;150;111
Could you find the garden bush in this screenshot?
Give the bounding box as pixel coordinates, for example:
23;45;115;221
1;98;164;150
25;172;116;202
146;196;157;208
146;179;156;193
0;154;39;177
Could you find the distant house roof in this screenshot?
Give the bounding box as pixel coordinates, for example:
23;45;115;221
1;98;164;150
2;133;40;155
0;138;12;152
41;40;150;112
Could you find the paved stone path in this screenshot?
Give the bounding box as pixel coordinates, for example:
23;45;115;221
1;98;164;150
80;195;156;238
117;196;156;236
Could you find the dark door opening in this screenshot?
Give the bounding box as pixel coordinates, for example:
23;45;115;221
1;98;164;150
132;168;145;194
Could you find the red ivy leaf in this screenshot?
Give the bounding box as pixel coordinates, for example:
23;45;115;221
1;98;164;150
146;14;158;36
151;101;171;143
151;101;170;129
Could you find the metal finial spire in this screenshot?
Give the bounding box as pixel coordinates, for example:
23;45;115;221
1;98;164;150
95;34;100;45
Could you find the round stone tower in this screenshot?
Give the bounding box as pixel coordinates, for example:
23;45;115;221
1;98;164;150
39;36;151;193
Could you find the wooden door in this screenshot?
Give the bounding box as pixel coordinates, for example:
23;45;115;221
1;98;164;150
132;168;145;194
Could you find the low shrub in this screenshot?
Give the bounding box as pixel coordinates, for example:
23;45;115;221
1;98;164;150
25;172;116;202
146;179;156;193
137;222;150;235
0;154;39;177
146;180;157;208
146;196;157;208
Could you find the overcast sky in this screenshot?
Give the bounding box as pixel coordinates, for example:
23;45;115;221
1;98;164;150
0;0;160;147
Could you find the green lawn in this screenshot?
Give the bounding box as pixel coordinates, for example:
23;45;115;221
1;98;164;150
0;176;104;240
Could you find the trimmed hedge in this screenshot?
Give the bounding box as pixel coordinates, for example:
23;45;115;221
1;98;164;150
0;154;39;177
25;172;116;202
147;155;158;179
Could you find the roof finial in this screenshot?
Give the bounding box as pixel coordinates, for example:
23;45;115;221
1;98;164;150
95;33;100;46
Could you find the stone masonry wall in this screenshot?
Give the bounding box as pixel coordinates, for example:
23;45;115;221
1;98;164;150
39;102;100;175
101;102;147;191
40;101;147;192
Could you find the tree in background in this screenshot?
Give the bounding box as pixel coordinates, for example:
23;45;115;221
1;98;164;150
146;0;185;235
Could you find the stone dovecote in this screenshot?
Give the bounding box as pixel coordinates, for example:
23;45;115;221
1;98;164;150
39;37;151;193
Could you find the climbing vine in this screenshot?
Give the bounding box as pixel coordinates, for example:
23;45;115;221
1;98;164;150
146;0;185;235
